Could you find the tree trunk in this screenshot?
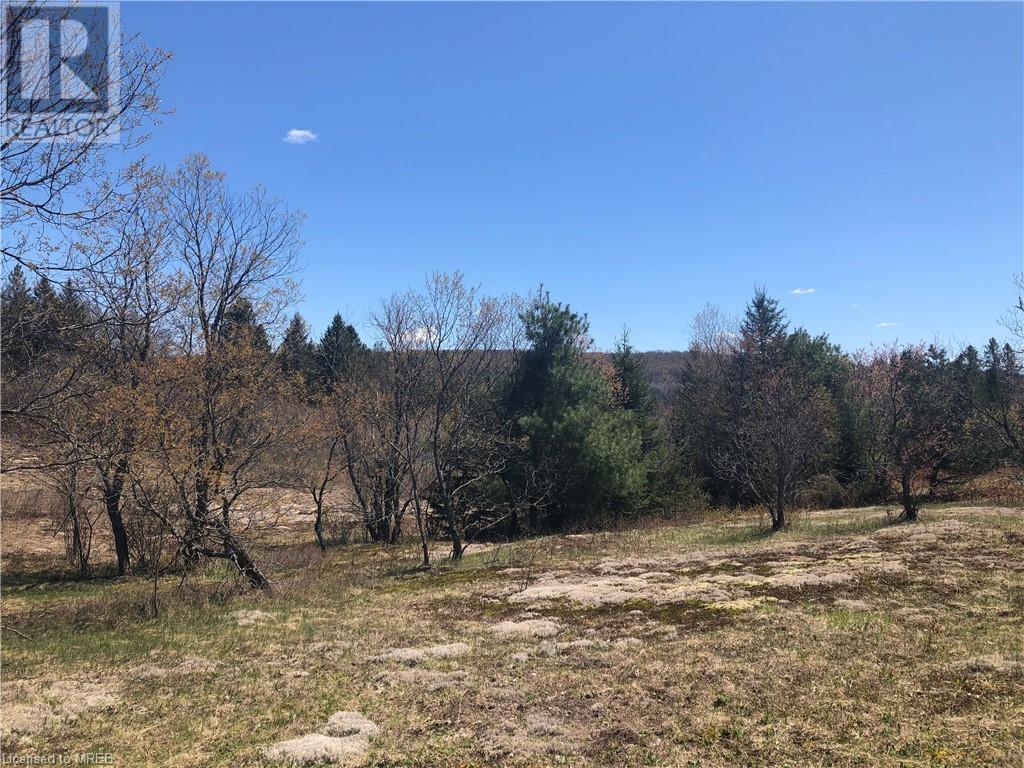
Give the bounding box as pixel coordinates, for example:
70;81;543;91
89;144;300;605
408;473;430;567
450;533;464;562
771;505;785;531
900;469;918;522
437;489;463;563
103;480;131;576
388;510;402;544
183;474;210;568
416;508;430;567
68;492;89;578
313;501;326;552
221;531;270;590
771;484;786;531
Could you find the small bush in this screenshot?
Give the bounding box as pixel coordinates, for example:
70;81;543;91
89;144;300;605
655;471;711;518
796;474;847;510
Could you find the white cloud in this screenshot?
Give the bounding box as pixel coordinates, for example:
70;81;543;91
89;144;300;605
404;326;438;346
876;321;899;328
790;288;815;295
283;128;318;145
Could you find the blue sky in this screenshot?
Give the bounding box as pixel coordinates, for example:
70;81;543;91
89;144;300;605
126;2;1022;351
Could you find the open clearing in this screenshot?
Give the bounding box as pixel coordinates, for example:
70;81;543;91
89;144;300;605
2;505;1023;767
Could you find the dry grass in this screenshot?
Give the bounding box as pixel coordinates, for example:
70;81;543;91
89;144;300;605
2;503;1023;767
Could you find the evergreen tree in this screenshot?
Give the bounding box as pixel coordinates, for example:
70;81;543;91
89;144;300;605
279;312;316;381
1;265;34;373
740;288;788;361
611;328;661;457
504;292;646;530
57;280;90;352
612;328;683;512
58;280;88;324
31;276;62;356
611;329;655;417
976;338;1024;467
2;264;31;308
222;299;271;353
315;313;368;390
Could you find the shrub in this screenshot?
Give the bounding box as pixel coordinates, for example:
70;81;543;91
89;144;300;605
796;474;847;509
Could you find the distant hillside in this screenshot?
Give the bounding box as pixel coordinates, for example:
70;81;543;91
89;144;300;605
637;350;690;407
592;350;690;408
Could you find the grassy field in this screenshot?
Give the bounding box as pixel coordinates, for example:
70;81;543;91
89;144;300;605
2;504;1023;767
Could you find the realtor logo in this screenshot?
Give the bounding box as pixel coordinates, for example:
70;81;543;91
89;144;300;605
2;1;120;142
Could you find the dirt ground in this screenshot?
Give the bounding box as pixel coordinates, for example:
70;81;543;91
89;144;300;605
1;502;1022;767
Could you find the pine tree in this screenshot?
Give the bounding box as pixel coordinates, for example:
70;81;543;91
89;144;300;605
611;329;655;417
740;288;788;361
222;299;271;353
315;313;367;390
31;276;62;357
58;280;88;324
280;312;315;381
1;265;34;373
504;292;646;530
611;328;660;456
2;264;31;307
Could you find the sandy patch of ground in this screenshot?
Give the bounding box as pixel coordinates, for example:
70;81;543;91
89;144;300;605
488;618;561;639
263;733;369;766
484;712;584;760
505;521;985;611
953;654;1022;674
512;638;607;661
232;609;278;627
0;679;119;743
377;667;469;691
371;641;471;665
263;711;379;766
130;655;218;681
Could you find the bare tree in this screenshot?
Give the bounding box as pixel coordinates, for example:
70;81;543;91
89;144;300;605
135;343;296;589
135;154;303;589
51;447;99;578
2;1;170;276
78;166;178;574
413;273;515;561
3;3;170;454
289;395;348;551
1;164;181;576
672;304;743;506
714;365;834;530
853;345;951;521
342;293;431;551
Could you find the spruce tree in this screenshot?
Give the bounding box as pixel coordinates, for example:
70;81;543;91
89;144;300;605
280;313;316;381
611;329;655;417
1;265;34;373
31;276;62;357
740;288;788;361
222;299;271;353
315;313;367;390
611;329;660;456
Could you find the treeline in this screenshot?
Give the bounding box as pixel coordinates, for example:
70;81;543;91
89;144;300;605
4;168;1023;591
0;155;665;586
2;95;1021;586
4;4;1020;591
672;294;1022;528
